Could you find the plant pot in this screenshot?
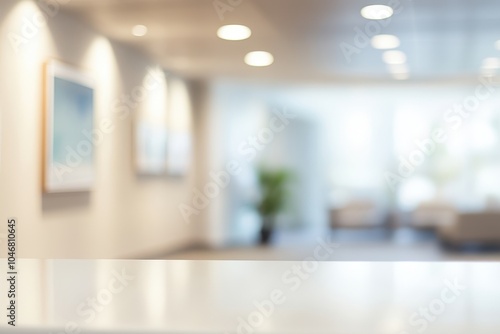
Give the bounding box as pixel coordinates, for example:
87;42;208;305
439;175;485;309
259;227;273;245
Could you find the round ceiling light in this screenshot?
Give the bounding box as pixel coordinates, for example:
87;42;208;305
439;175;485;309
132;25;148;37
217;25;252;41
361;5;394;20
371;34;400;49
244;51;274;67
383;50;407;64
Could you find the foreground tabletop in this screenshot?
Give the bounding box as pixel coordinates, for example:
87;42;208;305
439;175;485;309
1;260;499;333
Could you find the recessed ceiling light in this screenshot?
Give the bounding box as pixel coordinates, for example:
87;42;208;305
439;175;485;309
383;50;407;64
132;25;148;37
482;57;500;69
217;24;252;41
244;51;274;67
371;34;400;49
361;5;394;20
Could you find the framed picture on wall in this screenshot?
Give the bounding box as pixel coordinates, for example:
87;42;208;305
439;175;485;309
167;131;192;176
135;118;169;176
43;60;95;193
134;68;169;176
166;76;192;177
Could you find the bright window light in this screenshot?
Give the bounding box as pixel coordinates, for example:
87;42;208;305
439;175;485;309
383;50;407;64
132;25;148;37
371;34;400;49
244;51;274;67
398;177;436;211
361;5;393;20
471;123;497;150
217;25;252;41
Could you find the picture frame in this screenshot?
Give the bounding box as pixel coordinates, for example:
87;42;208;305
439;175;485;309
43;60;95;193
166;76;192;177
134;69;169;176
135;117;169;176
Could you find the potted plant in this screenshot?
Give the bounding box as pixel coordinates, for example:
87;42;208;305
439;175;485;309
256;168;291;245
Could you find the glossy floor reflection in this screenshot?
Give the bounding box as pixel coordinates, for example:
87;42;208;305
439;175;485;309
2;259;500;333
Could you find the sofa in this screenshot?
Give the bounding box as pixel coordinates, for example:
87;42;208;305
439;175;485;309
411;201;457;229
330;200;386;228
438;211;500;247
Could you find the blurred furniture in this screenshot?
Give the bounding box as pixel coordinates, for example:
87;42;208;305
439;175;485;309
330;200;385;228
438;211;500;247
411;201;457;229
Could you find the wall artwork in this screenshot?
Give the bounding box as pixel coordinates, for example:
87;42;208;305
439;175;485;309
167;131;192;176
135;118;169;176
133;70;192;177
43;60;94;193
166;77;192;177
135;68;169;176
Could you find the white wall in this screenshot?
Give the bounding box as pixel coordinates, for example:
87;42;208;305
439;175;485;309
0;1;200;258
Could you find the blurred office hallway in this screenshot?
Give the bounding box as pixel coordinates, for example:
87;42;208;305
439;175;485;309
2;0;500;261
3;1;500;332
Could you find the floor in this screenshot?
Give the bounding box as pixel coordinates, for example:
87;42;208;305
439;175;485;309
12;259;500;333
164;228;500;261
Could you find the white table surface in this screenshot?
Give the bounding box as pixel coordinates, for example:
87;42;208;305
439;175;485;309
1;260;499;333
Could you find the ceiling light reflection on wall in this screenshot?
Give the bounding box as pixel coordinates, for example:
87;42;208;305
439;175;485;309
393;72;410;80
482;57;500;69
217;24;252;41
480;68;497;78
244;51;274;67
360;5;393;20
383;50;407;64
132;25;148;37
387;64;409;74
371;34;400;49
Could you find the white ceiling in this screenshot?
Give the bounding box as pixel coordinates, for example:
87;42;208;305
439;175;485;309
62;0;500;82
